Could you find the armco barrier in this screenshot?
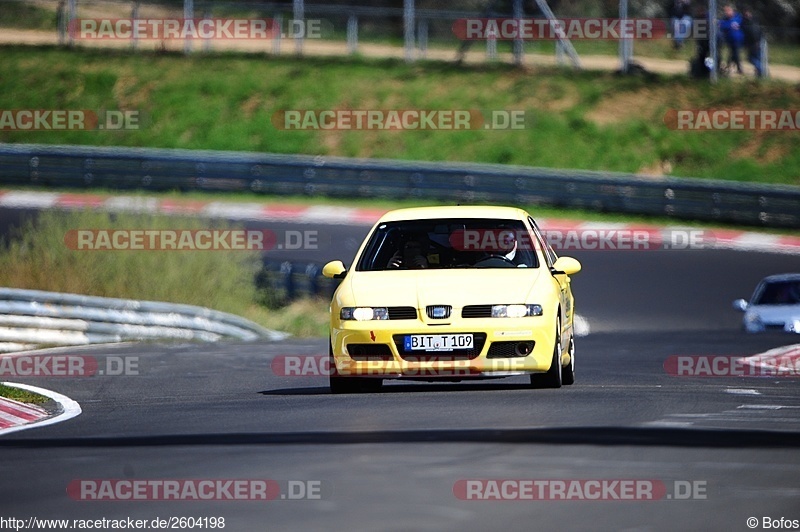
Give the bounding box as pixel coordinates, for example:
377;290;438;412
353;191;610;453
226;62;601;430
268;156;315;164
0;143;798;228
0;287;287;353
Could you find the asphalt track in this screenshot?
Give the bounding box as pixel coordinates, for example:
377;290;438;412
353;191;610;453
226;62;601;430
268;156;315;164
1;211;800;531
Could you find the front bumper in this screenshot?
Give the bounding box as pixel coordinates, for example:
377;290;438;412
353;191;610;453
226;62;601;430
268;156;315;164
330;318;557;378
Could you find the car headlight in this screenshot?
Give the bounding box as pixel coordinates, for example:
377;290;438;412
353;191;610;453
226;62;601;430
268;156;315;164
491;304;543;318
340;307;389;321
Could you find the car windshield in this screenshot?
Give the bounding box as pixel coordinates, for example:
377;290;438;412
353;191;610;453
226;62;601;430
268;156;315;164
356;218;539;271
754;280;800;305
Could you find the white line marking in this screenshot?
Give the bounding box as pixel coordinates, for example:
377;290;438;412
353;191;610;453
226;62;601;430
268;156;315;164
725;388;761;395
0;382;81;436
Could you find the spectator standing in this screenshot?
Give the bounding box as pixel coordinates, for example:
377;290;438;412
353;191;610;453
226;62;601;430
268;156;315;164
741;8;764;77
667;0;693;49
719;4;744;74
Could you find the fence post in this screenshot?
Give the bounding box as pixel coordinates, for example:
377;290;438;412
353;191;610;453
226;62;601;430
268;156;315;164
761;37;769;78
293;0;304;55
67;0;76;47
131;1;139;50
486;25;497;60
183;0;194;54
417;19;428;59
347;13;358;54
273;13;283;55
512;0;523;66
618;0;630;73
709;0;718;83
404;0;415;62
305;263;320;297
280;262;295;301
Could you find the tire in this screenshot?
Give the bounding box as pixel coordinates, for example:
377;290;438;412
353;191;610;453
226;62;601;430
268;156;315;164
562;334;575;386
329;340;382;394
530;319;563;389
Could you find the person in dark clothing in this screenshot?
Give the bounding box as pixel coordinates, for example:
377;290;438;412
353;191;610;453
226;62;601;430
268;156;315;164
667;0;693;49
741;8;764;77
719;4;744;74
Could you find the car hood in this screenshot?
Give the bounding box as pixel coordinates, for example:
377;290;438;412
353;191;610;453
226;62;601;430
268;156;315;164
345;268;545;308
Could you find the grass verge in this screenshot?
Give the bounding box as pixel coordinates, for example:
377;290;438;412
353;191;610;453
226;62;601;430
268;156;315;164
0;383;50;404
0;46;798;185
0;209;329;337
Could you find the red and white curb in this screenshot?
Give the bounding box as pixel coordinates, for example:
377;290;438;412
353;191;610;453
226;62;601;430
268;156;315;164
739;343;800;375
0;382;81;436
1;189;799;255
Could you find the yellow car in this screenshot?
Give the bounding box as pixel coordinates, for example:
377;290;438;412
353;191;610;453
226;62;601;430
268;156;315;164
322;205;581;393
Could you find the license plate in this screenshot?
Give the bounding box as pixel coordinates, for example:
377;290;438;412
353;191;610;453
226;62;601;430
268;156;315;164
404;334;473;352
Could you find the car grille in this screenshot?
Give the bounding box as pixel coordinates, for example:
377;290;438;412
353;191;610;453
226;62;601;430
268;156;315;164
486;341;535;359
764;324;787;331
346;344;394;360
392;333;486;361
426;305;452;319
387;306;417;320
462;305;493;318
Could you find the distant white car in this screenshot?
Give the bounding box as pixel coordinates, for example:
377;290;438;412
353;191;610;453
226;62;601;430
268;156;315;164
733;274;800;333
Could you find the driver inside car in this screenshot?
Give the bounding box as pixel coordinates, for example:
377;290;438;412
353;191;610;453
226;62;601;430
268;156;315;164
386;239;429;269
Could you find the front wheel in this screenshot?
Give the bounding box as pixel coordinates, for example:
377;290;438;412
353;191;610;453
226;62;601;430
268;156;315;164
530;320;562;389
562;335;575;386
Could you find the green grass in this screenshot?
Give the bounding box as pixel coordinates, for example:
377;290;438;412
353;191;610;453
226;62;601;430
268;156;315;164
0;45;798;186
0;209;329;337
0;383;49;404
0;1;57;31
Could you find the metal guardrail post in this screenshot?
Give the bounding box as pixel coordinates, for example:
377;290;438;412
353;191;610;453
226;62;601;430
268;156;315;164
183;0;194;55
417;19;428;59
280;262;295;301
404;0;415;63
347;14;358;55
512;0;523;66
293;0;304;55
709;0;718;83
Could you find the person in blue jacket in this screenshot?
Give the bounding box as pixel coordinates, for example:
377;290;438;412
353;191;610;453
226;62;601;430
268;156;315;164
719;4;744;74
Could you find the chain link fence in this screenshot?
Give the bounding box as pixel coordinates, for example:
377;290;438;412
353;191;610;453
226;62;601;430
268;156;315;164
2;0;796;70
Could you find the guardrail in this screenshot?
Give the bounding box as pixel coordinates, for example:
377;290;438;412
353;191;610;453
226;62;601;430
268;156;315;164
1;143;798;228
0;287;287;353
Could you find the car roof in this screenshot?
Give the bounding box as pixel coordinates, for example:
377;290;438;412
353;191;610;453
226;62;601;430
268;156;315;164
377;205;531;223
760;273;800;283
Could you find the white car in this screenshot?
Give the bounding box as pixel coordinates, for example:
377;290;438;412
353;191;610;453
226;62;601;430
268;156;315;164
733;274;800;333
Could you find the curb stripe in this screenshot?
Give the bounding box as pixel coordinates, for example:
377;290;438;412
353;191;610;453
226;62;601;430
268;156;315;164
0;382;81;436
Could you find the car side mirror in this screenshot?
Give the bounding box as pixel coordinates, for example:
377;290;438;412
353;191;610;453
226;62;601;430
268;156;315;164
322;260;347;279
732;299;748;312
552;256;581;275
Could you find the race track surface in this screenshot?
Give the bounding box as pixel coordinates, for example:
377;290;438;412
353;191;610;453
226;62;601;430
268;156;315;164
1;213;799;531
